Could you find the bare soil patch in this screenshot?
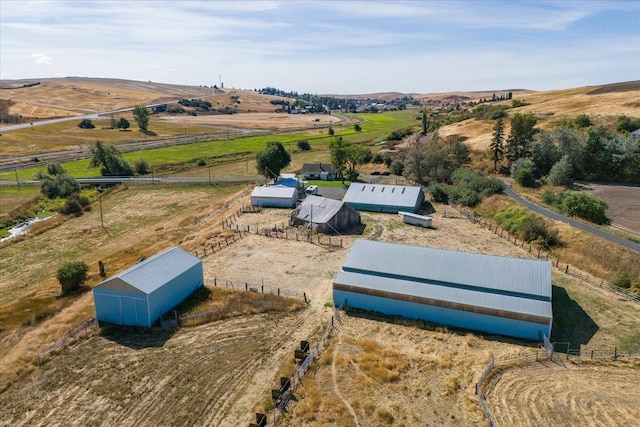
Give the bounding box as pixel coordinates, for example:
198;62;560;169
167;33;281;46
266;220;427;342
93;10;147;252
160;112;341;130
578;183;640;236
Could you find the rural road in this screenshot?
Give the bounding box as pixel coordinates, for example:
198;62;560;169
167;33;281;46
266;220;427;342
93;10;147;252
503;184;640;253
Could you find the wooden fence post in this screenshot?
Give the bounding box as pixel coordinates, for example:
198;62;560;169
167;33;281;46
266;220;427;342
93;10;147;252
565;265;569;274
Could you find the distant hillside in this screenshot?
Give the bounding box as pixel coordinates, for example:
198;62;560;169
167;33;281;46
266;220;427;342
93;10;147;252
437;80;640;152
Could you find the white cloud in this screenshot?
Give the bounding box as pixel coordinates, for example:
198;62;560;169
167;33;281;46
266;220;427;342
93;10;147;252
28;53;52;65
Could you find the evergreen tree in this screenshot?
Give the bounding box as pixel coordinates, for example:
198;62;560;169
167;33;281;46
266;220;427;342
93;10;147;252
506;113;537;166
489;118;505;173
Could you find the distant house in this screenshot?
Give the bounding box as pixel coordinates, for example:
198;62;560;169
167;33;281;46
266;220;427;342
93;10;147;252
343;183;425;213
92;247;203;327
630;128;640;139
301;163;336;181
251;186;297;208
291;195;360;233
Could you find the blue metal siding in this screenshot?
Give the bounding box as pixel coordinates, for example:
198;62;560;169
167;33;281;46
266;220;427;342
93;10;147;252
334;289;550;341
147;261;204;325
93;288;149;327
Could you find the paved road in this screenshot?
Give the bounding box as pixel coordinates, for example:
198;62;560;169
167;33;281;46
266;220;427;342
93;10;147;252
0;176;263;187
503;185;640;253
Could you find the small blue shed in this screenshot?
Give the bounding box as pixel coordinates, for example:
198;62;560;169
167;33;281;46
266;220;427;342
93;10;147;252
333;240;552;341
92;247;203;327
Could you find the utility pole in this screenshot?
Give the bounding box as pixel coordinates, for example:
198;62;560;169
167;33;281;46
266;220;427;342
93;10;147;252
208;166;212;185
15;168;20;191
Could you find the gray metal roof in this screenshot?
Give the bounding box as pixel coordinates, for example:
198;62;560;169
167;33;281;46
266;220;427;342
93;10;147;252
95;247;201;295
341;240;551;300
343;183;423;208
296;195;344;224
333;270;552;321
251;186;297;199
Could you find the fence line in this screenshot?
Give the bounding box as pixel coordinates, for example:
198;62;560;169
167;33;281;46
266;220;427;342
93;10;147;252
476;357;496;427
265;307;343;426
36;317;98;359
206;277;306;300
448;203;640;305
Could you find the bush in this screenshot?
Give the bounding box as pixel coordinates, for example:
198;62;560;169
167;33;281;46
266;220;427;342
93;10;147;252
115;117;130;130
133;158;150;175
612;270;635;289
390;159;404;176
56;261;89;295
511;158;536;187
494;206;559;249
40;173;80;199
372;153;384;164
575;114;592;128
59;194;90;216
78;118;95;129
559;193;610;225
383;155;392;167
196;159;207;167
297;140;311;151
511;99;529;108
547;156;574;187
427;183;448;203
446;168;504;207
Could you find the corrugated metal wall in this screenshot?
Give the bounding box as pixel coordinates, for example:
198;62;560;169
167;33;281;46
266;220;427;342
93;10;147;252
333;289;551;341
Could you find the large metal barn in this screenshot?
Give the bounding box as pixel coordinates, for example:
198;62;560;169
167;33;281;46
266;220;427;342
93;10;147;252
93;247;203;327
342;183;425;213
333;240;552;341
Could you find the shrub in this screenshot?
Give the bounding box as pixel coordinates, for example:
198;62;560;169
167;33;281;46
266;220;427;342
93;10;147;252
575;114;592;128
612;270;635;289
115;117;130;129
389;159;404;176
59;194;90;216
547;156;574;187
383;155;392;167
559;193;610;225
511;99;529;108
494;206;560;249
297;140;311;151
196;159;207;167
133;158;150;175
78;118;95;129
427;183;448;203
40;173;80;199
372;153;384;164
510;158;536;187
56;261;89;295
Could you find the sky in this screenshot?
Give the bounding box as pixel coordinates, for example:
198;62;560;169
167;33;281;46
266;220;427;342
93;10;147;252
1;0;639;95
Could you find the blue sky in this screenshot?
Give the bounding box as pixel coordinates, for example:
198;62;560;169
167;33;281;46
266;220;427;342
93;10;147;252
1;0;638;94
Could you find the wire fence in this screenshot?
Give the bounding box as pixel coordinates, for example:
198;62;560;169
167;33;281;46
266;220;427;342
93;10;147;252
205;277;306;300
263;307;343;427
36;317;98;359
448;202;640;305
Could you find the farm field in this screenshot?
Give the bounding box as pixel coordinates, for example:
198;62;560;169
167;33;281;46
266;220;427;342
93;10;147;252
2;193;639;426
580;183;640;236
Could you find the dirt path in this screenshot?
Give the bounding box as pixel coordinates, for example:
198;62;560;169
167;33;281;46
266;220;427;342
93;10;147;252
331;334;360;427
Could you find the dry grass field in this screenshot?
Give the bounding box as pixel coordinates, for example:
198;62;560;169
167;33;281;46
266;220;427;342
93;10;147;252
1;190;639;426
438;81;640;152
2;79;640;426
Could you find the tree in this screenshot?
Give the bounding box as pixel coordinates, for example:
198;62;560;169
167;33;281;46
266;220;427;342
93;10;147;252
36;162;80;199
354;123;362;132
506;113;537;165
582;127;614;180
510;158;536;187
489;118;505;173
132;106;150;132
78;118;95;129
559;193;610;225
531;131;561;177
57;261;89;295
89;141;134;176
328;125;335;136
329;136;349;183
421;109;429;134
344;145;371;182
547;155;574;187
115;117;130;130
255;141;291;181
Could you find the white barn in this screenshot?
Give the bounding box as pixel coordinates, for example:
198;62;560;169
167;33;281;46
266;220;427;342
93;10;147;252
251;186;297;208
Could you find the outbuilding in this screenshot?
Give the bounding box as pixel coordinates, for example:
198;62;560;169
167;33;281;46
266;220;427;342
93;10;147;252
333;240;552;341
93;247;203;327
291;195;360;233
301;163;337;181
398;211;432;227
343;183;424;213
251;185;298;208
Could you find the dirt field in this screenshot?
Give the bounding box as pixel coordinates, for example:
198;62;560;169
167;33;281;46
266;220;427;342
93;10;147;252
579;183;640;236
2;195;639;426
485;360;640;426
159;112;341;130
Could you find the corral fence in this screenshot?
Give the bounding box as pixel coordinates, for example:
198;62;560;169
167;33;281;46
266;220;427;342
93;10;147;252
206;277;306;300
475;336;639;426
36;317;99;360
257;306;343;427
447;202;640;305
223;217;343;249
